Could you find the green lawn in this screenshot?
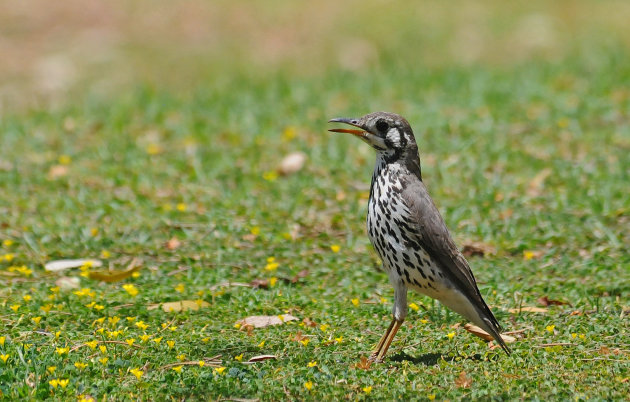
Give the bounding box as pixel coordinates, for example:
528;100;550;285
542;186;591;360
1;2;629;400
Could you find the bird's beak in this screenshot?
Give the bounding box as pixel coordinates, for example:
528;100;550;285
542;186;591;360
328;117;365;137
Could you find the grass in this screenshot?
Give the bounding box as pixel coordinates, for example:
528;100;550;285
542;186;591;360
1;2;629;400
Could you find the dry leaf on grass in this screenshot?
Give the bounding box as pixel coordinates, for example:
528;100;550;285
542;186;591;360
464;324;517;344
89;260;142;283
508;306;548;314
527;168;552;197
236;314;298;329
48;165;68;179
353;356;372;370
247;355;277;363
538;296;571;307
45;259;103;272
147;300;210;313
278;152;307;176
164;237;181;250
455;371;473;388
55;276;80;290
461;241;496;257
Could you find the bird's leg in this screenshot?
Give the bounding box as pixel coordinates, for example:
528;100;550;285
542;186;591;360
374;319;403;362
368;279;408;363
369;319;395;362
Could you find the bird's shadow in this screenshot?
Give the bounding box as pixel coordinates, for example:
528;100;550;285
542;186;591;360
389;351;490;366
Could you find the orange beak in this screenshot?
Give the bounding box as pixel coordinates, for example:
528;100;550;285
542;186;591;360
328;117;365;137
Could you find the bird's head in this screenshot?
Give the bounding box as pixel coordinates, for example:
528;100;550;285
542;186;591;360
328;112;418;159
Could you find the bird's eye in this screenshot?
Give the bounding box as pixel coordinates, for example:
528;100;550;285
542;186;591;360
375;119;389;133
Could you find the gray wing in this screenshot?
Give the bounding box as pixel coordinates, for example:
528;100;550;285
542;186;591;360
401;176;509;353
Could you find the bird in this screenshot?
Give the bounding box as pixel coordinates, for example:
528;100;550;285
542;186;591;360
328;111;510;362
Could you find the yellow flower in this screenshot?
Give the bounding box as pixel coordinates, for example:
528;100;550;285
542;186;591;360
32;316;43;325
108;316;120;326
307;361;317;368
130;368;144;380
49;379;59;389
78;395;95;402
420;319;429;324
262;171;278;182
2;253;14;262
146;144;162;155
58;379;69;389
214;367;226;375
571;333;577;339
122;284;138;297
135;321;149;331
250;226;261;236
258;340;265;348
2;239;13;247
0;354;9;363
428;394;436;400
409;302;420;311
99;357;108;365
40;304;53;313
55;331;61;340
56;347;69;355
335;336;343;344
23;295;32;302
234;354;243;362
10;304;20;312
177;354;186;361
172;365;183;373
546;325;555;333
330;245;340;253
126;338;135;346
99;345;107;353
174;283;185;293
85;340;98;350
282;126;297;141
50;286;60;294
90;228;98;237
523;250;536;260
139;334;151;343
74;362;87;370
320;324;329;332
58;155;71;165
167;340;175;349
300;339;310;347
447;332;456;340
126;316;137;322
198;361;205;367
362;386;373;394
304;381;314;391
265;262;279;271
0;337;4;347
47;366;56;374
269;277;278;287
106;331;120;339
100;250;111;259
176;203;187;212
579;334;586;340
152;337;163;345
351;298;359;307
202;337;210;343
234;323;241;329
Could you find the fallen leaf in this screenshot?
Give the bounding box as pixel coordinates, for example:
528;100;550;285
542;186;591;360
508;306;548;314
291;331;308;341
302;317;318;328
353;356;371;370
290;269;309;284
247;355;277;363
147;300;210;312
45;259;103;272
164;237;181;250
249;279;269;289
89;261;142;283
236;314;298;328
277;152;307;176
461;241;496;257
464;324;517;343
537;296;571;307
55;276;80;290
527;168;552;197
48;165;68;179
455;371;472;388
